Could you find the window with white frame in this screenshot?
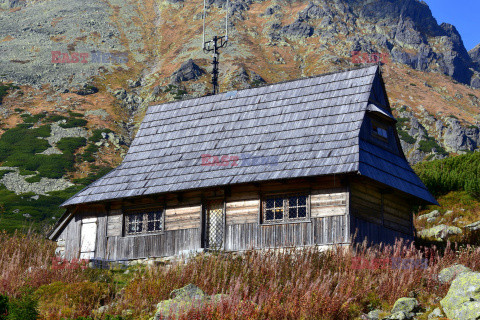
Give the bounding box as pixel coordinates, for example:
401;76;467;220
262;194;309;224
125;208;163;235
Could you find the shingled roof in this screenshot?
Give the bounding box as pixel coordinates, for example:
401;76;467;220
62;65;437;206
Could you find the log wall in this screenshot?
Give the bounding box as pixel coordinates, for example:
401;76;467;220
350;179;413;243
58;176;351;260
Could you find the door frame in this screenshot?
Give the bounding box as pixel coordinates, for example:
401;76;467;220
201;197;226;250
80;216;98;260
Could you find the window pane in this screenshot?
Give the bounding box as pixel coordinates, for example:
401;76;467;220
378;127;388;138
274;198;283;208
147;221;155;231
148;212;155;221
265;209;274;220
266;198;274;209
135;220;143;232
289;207;297;219
274;208;283;220
289;196;297;207
298;195;307;206
155;220;162;230
298;206;307;218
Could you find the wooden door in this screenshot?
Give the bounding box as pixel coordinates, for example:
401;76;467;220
80;217;97;259
204;200;225;250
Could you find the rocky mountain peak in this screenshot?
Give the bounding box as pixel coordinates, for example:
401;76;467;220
470;44;480;69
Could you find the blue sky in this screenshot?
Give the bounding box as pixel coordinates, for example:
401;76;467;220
424;0;479;51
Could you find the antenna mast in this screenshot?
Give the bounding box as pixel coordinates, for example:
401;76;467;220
202;0;229;95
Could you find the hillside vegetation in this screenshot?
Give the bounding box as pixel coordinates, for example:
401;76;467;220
413;152;480;244
1;231;480;320
414;151;480;197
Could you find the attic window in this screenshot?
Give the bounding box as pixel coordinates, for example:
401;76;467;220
372;120;388;140
262;194;309;224
125;208;164;235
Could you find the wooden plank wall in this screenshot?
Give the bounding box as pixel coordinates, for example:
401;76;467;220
223;177;349;251
65;176;351;260
350;180;413;239
225;216;349;251
311;188;348;217
165;206;201;230
93;191;203;260
61;215;81;260
58;205;107;260
104;229;200;260
351;215;413;245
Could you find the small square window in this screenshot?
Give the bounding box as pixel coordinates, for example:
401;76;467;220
125;208;163;235
263;194;309;224
372;121;388;140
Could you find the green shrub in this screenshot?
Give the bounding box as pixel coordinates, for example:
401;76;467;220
395;117;410;129
24;175;42;183
414;151;480;197
397;130;415;144
0;126;50;162
46;114;68;122
18;168;37;176
31;124;51;137
82;144;100;162
89;129;113;143
418;137;448;155
0;83;19;104
0;295;7;320
68;111;84;118
0;170;13;179
20;113;46;124
6;290;38;320
57;137;87;155
59;118;88;128
36;281;112;319
35;154;75;179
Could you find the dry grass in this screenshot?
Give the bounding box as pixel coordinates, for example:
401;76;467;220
0;230;88;297
113;241;480;320
1;230;480;319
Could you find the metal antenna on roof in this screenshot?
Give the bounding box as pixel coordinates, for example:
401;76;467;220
202;0;229;95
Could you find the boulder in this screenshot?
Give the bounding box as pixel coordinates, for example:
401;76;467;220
298;2;325;21
438;264;472;284
263;4;280;16
366;309;382;320
418;210;440;220
466;221;480;231
152;284;225;320
281;19;314;39
418;224;462;240
170;283;206;300
428;307;444;319
171;59;205;84
389;297;419;319
386;311;409;320
74;85;99;96
440;271;480;320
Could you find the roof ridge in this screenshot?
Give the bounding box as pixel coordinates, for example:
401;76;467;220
149;64;379;110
